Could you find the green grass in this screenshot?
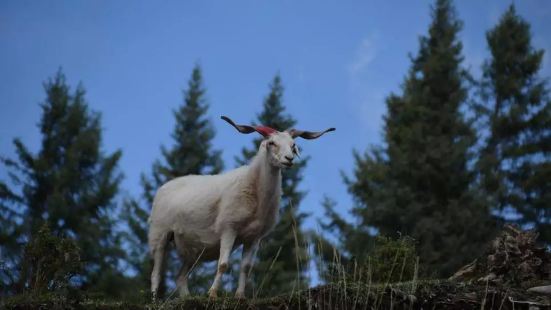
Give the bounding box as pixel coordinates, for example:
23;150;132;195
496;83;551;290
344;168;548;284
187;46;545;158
3;280;540;310
4;229;548;309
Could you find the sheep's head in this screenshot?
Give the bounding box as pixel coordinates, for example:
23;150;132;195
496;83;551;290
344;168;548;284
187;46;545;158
221;115;335;169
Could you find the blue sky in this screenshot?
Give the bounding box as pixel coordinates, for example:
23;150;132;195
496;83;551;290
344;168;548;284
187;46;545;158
1;1;550;237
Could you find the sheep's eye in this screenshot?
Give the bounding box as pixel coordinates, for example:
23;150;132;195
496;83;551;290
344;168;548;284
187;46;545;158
268;141;276;146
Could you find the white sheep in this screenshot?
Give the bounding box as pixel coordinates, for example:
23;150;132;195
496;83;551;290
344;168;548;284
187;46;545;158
148;115;334;299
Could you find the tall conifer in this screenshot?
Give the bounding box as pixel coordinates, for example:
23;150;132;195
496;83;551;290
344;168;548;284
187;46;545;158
0;70;125;294
477;6;551;242
322;0;496;277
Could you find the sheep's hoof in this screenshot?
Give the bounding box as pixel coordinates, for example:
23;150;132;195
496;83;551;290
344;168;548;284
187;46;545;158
208;289;218;299
178;289;190;299
235;292;246;299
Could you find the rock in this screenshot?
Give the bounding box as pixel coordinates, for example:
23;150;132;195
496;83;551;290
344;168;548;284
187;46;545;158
451;224;551;288
406;294;417;303
527;285;551;296
478;272;497;283
449;259;477;281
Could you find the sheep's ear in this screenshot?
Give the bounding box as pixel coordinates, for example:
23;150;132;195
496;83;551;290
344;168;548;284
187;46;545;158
221;116;256;134
221;116;277;137
254;126;277;137
288;127;335;140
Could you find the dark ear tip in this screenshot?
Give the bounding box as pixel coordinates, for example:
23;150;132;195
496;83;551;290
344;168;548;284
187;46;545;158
221;116;233;124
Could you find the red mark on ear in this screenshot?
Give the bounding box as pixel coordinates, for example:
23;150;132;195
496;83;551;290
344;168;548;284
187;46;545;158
254;126;277;137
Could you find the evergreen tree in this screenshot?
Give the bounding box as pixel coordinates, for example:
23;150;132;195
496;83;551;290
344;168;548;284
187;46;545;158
322;0;496;277
0;70;125;294
0;179;24;294
123;64;223;296
476;6;551;242
235;75;309;296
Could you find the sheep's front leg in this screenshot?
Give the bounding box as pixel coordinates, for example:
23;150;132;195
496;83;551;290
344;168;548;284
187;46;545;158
235;240;259;299
208;230;236;298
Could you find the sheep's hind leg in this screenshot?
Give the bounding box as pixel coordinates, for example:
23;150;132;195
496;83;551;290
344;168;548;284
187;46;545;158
150;232;170;301
176;261;191;297
208;230;236;298
235;240;259;299
174;234;192;297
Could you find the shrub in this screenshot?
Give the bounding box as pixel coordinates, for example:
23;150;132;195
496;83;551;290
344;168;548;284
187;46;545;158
323;235;419;284
19;223;81;294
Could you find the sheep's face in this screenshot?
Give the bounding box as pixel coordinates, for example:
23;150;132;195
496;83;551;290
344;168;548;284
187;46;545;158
263;132;299;169
220;116;334;169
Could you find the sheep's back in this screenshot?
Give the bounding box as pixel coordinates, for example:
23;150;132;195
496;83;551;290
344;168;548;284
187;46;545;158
149;167;249;232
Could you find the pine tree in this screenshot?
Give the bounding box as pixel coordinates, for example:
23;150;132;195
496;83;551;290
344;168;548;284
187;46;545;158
0;180;24;295
0;170;25;294
0;70;125;294
123;64;223;296
323;0;496;277
234;75;309;296
143;65;223;199
476;6;551;242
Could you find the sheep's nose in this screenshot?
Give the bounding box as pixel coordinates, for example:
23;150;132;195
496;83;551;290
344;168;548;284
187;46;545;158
285;155;294;162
